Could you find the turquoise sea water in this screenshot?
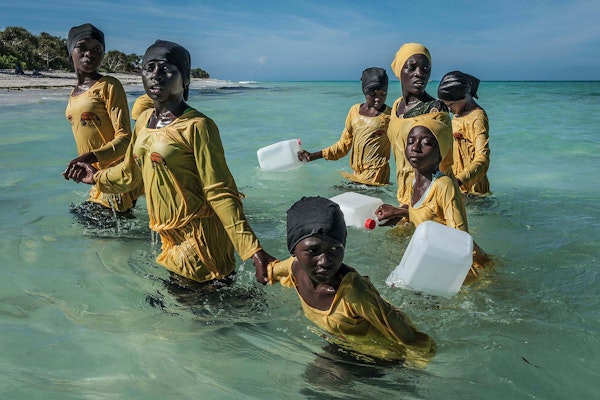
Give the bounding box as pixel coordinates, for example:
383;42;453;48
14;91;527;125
1;80;599;399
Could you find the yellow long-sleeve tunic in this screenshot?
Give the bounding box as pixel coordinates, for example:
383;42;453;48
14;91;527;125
451;108;491;195
387;97;453;205
270;256;435;367
66;76;141;211
322;104;391;186
94;108;262;283
408;173;468;231
131;93;154;121
408;173;488;279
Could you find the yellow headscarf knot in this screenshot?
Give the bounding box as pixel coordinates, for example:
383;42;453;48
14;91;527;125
402;112;452;159
391;43;431;79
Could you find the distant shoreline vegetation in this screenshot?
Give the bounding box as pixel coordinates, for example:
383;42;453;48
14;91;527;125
0;26;209;78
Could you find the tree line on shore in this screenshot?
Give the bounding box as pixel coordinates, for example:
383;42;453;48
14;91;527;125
0;26;209;78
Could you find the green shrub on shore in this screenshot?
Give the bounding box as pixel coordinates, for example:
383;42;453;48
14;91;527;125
0;26;209;78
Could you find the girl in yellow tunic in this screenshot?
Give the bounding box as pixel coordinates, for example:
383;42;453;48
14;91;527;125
387;43;451;207
298;68;391;186
268;196;435;368
438;71;491;195
63;23;141;215
64;40;274;285
376;113;490;281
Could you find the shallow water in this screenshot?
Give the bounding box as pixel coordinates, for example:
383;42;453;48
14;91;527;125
1;80;599;399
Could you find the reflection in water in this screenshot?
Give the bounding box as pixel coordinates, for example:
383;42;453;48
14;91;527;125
68;200;150;239
301;342;423;399
69;201;136;230
146;272;268;324
2;81;599;399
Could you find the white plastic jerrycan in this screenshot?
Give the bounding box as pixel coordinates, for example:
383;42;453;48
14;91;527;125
329;192;384;230
386;220;473;296
257;139;307;171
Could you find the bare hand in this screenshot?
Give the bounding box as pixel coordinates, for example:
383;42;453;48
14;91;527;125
297;150;322;162
252;249;276;285
63;152;98;181
375;203;408;226
63;162;97;184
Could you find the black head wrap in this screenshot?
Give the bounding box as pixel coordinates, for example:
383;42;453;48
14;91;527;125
437;71;480;101
286;196;347;253
67;23;105;56
142;40;191;100
361;67;389;95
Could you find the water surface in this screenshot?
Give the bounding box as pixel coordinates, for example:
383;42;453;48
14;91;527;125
0;80;599;399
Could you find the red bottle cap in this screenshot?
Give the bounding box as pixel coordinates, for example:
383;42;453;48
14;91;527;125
364;218;376;230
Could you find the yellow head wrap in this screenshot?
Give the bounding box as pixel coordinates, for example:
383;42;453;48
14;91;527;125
402;112;452;159
391;43;431;79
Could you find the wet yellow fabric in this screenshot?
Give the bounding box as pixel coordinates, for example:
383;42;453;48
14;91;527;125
409;174;468;231
65;76;141;211
322;104;391;186
270;256;435;367
131;93;154;121
451;108;491;195
94;108;262;283
408;174;488;280
388;105;454;205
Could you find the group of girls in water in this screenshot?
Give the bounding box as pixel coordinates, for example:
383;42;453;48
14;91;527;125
62;23;491;368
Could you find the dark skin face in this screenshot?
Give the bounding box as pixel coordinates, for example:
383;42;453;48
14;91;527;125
142;59;188;127
360;88;388;116
405;126;441;206
291;234;349;311
71;38;104;95
397;54;433;116
405;126;440;175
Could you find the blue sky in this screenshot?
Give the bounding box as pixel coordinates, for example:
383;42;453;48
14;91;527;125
2;0;599;81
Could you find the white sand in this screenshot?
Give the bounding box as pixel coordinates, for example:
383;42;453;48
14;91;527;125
0;70;141;89
0;69;246;105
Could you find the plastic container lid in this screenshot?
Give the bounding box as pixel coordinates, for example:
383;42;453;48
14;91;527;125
364;218;376;230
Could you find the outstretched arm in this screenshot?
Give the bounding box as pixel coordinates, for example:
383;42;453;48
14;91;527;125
297;150;323;162
252;250;277;285
62;161;98;185
62;152;98;181
375;203;409;226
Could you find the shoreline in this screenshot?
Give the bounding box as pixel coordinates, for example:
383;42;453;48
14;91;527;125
0;69;144;90
0;69;235;90
0;69;246;105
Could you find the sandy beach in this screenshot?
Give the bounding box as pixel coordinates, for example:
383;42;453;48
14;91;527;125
0;69;143;89
0;69;239;90
0;69;239;105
